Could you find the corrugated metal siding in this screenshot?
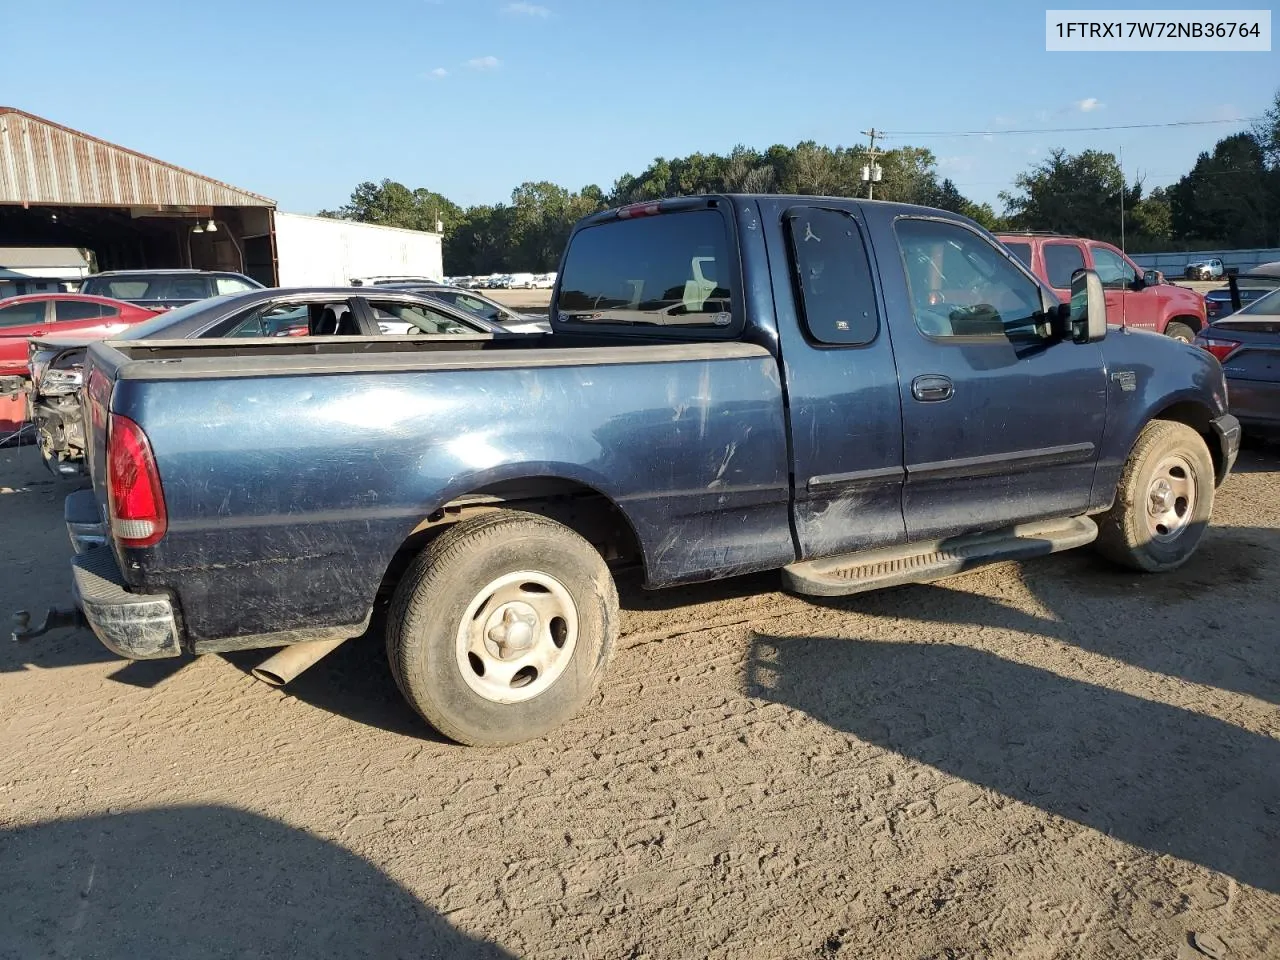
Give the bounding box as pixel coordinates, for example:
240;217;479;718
0;108;274;208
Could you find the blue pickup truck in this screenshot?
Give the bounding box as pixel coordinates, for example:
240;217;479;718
61;195;1240;745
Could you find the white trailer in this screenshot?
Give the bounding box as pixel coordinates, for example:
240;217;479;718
270;212;443;287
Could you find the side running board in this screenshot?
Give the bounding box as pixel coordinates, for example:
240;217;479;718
782;516;1098;597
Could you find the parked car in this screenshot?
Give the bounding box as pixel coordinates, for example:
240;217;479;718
26;287;523;476
378;282;550;333
532;273;557;289
49;195;1238;747
507;273;537;289
349;275;443;287
1204;274;1280;321
0;294;159;377
996;232;1208;341
79;269;262;311
1185;258;1226;280
1195;286;1280;437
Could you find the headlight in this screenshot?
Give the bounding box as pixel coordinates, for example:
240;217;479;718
39;368;84;397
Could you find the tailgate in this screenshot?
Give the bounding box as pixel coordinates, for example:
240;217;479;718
81;342;128;516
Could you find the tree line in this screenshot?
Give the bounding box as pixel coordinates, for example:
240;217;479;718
319;90;1280;273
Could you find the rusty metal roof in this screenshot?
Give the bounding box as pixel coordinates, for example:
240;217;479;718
0;108;275;208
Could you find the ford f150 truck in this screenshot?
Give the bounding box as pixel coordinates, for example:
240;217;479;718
58;195;1240;746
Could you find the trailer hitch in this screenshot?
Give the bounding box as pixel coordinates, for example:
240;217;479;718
12;607;85;643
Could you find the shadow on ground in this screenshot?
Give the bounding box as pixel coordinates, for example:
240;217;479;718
746;630;1280;894
0;806;512;959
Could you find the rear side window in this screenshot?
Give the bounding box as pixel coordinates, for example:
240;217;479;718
0;301;45;327
1002;241;1032;268
787;208;879;345
216;276;258;295
1043;243;1086;288
557;210;734;330
54;300;106;321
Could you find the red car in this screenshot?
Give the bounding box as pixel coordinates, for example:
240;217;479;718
996;233;1207;342
0;294;159;376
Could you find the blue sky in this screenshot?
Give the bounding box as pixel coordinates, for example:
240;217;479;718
2;0;1275;213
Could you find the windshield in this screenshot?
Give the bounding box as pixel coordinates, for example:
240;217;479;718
119;295;238;339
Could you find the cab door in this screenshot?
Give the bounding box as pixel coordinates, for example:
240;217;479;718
862;212;1108;542
1089;243;1158;330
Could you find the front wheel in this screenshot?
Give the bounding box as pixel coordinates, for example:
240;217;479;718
1095;420;1215;572
1165;321;1196;343
386;511;618;746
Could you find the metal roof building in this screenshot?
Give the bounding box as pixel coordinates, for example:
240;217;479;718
0;108;279;283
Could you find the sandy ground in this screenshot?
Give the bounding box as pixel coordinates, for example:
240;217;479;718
0;442;1277;959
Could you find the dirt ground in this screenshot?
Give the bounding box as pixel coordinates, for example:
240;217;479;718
0;441;1277;960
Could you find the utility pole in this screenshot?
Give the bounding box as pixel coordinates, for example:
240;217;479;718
1118;146;1125;252
861;127;884;200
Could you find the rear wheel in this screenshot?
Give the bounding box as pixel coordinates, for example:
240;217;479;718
1165;321;1196;343
1095;420;1214;572
386;511;618;746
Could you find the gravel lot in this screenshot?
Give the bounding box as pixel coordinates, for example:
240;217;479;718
1;439;1277;959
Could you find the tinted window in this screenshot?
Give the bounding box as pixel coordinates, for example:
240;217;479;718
163;276;212;301
1043;243;1087;289
1091;246;1137;287
226;303;313;338
0;301;45;327
788;208;879;345
119;294;243;340
1002;241;1032;268
53;300;106;322
557;210;734;329
896;219;1043;339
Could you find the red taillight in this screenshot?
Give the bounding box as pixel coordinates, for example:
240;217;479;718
1198;338;1239;363
107;413;167;547
616;201;661;220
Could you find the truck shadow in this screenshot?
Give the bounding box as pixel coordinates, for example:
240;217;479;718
802;525;1280;707
745;631;1280;894
0;805;512;958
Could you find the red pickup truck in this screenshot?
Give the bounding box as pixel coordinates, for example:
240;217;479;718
997;232;1206;342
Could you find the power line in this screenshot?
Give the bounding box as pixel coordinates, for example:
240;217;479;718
882;117;1263;139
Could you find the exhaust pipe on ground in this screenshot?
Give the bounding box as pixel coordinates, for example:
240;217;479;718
252;637;349;687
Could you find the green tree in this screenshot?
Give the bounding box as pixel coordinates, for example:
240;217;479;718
1167;133;1275;247
1000;149;1137;244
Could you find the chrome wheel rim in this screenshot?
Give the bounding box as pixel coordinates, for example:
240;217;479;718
455;570;578;703
1145;455;1197;542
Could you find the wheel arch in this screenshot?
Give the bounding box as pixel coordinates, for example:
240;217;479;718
375;474;645;603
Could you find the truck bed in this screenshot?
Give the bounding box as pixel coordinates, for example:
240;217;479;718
84;333;794;647
94;334;772;380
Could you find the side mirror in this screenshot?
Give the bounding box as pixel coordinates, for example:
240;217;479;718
1142;269;1160;287
1070;268;1107;343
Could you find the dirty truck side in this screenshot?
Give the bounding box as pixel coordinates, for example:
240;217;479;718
64;195;1240;745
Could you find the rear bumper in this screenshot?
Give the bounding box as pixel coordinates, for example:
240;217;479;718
1225;379;1280;432
1211;412;1241;484
70;542;181;660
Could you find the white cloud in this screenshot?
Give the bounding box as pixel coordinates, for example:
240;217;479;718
502;1;549;14
937;155;975;173
426;67;448;78
467;55;501;69
1034;109;1050;123
1074;97;1104;113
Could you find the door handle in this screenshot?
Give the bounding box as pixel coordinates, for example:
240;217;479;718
912;375;954;402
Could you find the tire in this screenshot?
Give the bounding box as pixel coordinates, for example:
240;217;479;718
1095;420;1215;572
386;510;619;746
1165;321;1196;343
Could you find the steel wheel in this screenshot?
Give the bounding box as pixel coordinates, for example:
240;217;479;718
455;570;579;704
1145;454;1197;542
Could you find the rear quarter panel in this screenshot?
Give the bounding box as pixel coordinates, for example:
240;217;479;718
111;354;793;645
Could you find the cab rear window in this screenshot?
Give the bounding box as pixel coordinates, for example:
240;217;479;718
556;210;735;331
